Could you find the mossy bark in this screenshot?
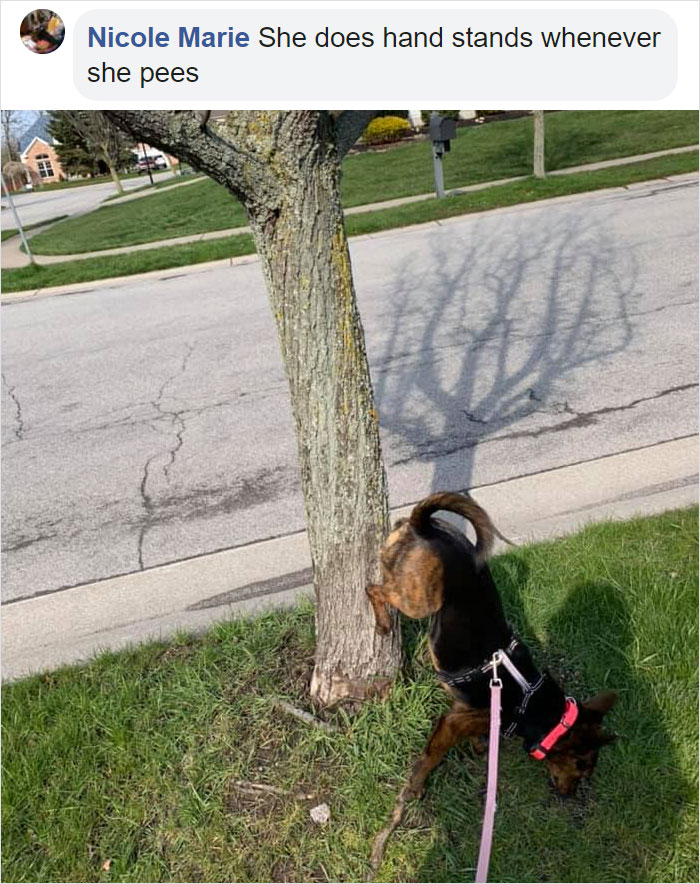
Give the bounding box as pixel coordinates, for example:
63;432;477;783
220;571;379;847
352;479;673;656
105;110;400;705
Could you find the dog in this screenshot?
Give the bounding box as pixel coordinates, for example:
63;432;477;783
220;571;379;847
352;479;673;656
366;491;617;799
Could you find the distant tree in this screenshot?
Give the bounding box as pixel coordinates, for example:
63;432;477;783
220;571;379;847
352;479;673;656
48;113;100;178
2;160;28;191
1;110;20;162
104;110;400;706
49;111;132;192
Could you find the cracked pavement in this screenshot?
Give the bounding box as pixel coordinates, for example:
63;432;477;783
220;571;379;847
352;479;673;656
2;178;698;603
136;341;195;569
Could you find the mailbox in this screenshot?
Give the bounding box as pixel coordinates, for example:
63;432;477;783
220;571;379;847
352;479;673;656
428;113;456;198
429;113;457;146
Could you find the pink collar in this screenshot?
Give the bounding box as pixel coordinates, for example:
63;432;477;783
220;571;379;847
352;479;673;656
530;697;579;760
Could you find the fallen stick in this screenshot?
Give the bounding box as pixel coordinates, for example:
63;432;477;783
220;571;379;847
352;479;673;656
271;698;338;732
230;780;316;801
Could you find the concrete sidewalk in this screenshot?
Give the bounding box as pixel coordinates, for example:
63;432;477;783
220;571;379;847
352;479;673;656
2;145;697;270
3;435;696;681
3;173;697;305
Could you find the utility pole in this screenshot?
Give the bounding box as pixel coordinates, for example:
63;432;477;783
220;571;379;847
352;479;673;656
533;111;546;179
140;142;154;185
1;173;35;264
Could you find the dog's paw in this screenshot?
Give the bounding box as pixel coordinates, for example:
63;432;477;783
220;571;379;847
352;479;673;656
470;736;488;756
400;782;425;803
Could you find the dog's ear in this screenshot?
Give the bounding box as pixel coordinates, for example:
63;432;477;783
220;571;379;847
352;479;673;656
582;690;618;721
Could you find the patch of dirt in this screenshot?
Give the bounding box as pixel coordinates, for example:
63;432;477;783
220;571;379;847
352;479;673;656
225;781;283;816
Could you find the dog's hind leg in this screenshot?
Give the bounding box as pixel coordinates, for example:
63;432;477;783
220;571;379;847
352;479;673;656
370;701;488;872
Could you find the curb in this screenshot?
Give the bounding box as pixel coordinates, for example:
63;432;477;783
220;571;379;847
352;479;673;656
2;144;697;279
3;435;697;681
3;172;697;305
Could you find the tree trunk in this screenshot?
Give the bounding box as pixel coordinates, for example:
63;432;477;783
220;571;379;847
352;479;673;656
102;110;400;706
247;124;400;705
533;111;546;179
102;149;124;195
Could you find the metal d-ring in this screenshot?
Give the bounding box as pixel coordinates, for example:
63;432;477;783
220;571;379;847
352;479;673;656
490;651;503;688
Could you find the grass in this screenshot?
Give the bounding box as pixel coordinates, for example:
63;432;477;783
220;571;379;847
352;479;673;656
102;173;205;202
343;150;699;235
1;234;256;293
26;110;699;256
2;150;697;295
2;508;697;883
1;215;68;242
26;170;171;193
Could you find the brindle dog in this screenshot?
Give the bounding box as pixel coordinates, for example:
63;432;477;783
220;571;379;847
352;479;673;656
367;491;617;802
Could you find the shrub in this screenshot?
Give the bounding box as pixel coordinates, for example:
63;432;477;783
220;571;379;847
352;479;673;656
420;110;461;127
362;116;412;146
374;110;410;120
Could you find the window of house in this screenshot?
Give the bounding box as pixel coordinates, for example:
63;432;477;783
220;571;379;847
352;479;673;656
35;153;54;179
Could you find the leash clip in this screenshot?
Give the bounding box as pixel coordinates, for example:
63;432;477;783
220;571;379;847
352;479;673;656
490;651;503;688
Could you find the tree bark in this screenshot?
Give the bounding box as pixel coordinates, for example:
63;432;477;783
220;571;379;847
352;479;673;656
102;148;124;195
248;119;400;704
104;110;400;705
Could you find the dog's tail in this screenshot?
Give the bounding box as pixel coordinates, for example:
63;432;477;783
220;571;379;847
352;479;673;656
408;491;510;565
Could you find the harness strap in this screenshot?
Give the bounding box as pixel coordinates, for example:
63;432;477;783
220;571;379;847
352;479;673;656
436;635;519;687
497;648;532;693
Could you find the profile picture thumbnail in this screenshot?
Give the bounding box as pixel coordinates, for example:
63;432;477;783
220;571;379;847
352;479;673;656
20;9;65;54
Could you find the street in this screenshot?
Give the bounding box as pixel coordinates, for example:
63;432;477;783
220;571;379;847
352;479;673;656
2;177;698;605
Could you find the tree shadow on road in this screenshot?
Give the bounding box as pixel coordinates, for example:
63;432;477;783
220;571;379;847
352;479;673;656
370;198;641;498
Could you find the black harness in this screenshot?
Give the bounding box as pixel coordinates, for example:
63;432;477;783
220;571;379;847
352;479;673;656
435;633;561;744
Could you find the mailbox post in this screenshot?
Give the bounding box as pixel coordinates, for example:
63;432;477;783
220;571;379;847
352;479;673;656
429;112;457;198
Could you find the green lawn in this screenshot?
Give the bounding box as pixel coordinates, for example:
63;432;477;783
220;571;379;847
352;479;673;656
2;508;697;883
3;151;697;295
27;169;171;193
102;173;205;202
1;215;68;242
26;110;699;256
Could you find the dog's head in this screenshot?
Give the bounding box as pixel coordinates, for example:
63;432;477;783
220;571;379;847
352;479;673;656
544;691;618;797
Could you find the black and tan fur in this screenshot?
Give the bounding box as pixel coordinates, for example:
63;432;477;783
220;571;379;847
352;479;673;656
367;491;617;800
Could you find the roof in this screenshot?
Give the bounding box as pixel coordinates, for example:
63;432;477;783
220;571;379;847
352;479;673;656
18;116;55;155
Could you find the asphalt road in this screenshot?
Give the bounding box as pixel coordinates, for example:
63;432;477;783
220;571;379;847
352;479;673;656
2;178;698;603
1;171;173;229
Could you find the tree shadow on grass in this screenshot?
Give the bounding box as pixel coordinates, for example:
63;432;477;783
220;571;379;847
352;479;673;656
399;557;692;883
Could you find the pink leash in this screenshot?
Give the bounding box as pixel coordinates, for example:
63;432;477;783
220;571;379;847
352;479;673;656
475;653;503;883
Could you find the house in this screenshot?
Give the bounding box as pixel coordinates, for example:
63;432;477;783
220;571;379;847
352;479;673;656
18;116;64;186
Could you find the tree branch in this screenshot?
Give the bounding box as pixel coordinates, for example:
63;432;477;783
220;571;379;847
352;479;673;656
103;110;280;206
334;111;379;157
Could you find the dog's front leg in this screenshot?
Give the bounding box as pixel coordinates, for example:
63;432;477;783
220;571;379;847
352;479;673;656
370;702;488;872
405;702;488;798
366;582;392;634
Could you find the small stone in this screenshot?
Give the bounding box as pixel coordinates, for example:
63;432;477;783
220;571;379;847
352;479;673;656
309;802;331;825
